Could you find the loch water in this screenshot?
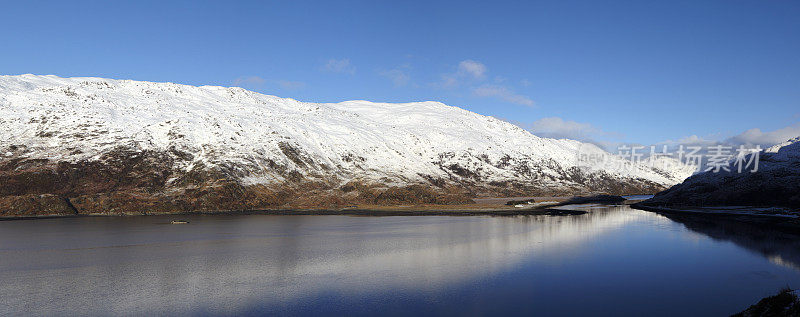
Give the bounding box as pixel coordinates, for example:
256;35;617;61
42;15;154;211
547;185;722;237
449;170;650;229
2;203;800;316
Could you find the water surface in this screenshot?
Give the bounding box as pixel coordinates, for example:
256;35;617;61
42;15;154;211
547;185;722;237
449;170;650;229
2;204;799;316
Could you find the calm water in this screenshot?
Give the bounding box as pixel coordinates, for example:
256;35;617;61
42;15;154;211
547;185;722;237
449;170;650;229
2;204;800;316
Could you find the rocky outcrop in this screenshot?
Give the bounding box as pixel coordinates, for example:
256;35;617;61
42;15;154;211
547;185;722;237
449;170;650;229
733;288;800;317
0;194;76;217
0;148;484;216
0;150;664;217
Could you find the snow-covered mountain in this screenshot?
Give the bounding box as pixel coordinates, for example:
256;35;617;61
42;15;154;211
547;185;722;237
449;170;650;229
644;137;800;208
0;74;694;215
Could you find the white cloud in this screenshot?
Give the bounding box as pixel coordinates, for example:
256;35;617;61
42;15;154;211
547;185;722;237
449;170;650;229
724;122;800;147
431;59;536;108
656;134;718;148
432;59;488;88
528;117;605;140
641;122;800;161
232;76;266;86
655;122;800;151
457;60;486;79
523;120;800;157
521;117;624;150
323;58;355;74
379;65;411;87
472;84;534;107
650;135;721;158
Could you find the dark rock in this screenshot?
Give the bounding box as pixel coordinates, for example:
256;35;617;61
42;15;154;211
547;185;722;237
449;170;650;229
732;288;800;317
0;194;77;217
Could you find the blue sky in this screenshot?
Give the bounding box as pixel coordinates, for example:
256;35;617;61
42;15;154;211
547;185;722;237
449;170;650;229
2;0;799;148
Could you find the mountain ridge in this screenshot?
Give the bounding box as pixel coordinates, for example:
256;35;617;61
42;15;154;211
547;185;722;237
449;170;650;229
0;74;694;216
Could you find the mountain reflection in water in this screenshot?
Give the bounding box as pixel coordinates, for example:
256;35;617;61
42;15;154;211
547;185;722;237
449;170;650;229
1;205;799;316
658;213;800;270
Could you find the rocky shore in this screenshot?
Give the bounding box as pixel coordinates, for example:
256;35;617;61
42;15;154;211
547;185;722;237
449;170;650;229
0;190;627;220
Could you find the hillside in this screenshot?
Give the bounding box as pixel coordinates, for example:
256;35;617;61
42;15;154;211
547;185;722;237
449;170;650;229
643;137;800;208
0;74;694;216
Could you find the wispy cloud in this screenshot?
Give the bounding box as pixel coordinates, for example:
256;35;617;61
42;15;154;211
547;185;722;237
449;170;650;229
232;76;266;86
457;60;486;79
432;59;487;89
433;74;459;89
431;60;534;107
724;122;800;147
379;64;411;87
527;116;622;142
656;134;719;148
472;84;534;107
520;119;800;155
232;76;305;91
277;80;306;90
655;122;800;150
636;122;800;161
494;116;623;150
322;58;356;74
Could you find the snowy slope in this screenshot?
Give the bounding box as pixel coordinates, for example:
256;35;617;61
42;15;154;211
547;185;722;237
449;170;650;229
0;74;693;193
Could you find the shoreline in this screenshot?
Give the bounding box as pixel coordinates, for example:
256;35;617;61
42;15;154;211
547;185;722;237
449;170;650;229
0;207;589;221
631;203;800;233
0;195;638;221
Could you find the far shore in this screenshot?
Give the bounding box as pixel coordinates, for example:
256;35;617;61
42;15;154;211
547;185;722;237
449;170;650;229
0;195;646;221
